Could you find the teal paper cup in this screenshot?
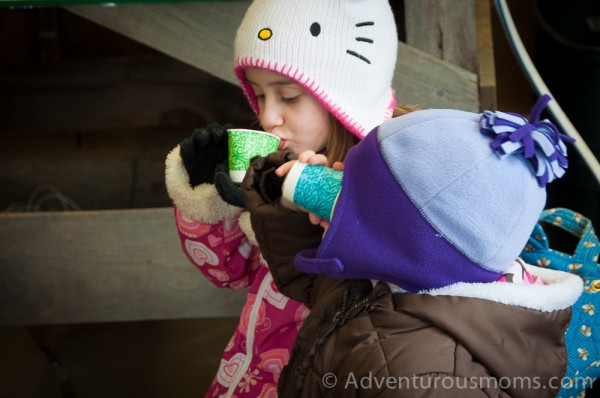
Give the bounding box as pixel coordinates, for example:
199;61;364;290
227;128;281;183
282;161;344;221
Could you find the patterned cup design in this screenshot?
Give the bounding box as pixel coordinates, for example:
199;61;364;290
228;129;281;183
282;162;344;222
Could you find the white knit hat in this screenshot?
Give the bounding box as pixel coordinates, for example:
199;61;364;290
233;0;398;139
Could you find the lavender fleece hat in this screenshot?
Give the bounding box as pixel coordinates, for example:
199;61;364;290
294;95;573;291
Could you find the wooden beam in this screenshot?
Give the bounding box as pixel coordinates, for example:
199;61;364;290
405;0;478;73
0;54;254;133
0;208;246;326
476;0;498;111
404;0;496;111
65;2;479;111
393;40;478;110
65;2;244;86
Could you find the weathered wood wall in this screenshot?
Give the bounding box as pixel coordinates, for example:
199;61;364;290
0;0;494;327
0;208;246;325
0;55;253;134
404;0;496;110
65;0;482;112
0;53;254;211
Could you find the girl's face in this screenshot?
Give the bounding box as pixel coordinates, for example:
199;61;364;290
245;68;331;155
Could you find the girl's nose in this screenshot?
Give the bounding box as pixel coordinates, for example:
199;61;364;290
259;102;284;132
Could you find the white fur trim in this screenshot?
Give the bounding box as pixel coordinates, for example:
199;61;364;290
423;263;583;312
164;146;243;224
238;212;257;246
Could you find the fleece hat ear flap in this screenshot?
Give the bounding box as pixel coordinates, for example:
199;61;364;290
233;0;398;139
295;97;572;292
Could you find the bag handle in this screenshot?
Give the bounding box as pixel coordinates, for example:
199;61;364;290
530;208;600;263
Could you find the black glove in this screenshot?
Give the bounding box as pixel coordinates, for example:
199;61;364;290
179;122;231;187
214;163;245;208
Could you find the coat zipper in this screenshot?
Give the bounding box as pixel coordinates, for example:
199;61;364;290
333;295;370;326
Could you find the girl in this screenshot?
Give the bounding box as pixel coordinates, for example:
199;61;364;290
165;0;410;396
243;97;583;397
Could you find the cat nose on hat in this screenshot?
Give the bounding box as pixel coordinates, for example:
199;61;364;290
258;28;272;41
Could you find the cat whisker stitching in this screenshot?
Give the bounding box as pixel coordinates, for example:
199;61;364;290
346;50;370;64
353;22;375;57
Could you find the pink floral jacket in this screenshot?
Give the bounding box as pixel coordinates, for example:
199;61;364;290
166;147;310;398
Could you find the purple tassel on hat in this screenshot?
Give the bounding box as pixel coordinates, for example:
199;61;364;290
480;94;575;187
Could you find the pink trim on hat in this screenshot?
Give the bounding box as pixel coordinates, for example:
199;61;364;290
234;57;395;139
385;90;397;119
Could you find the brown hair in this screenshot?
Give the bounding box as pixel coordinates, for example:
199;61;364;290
325;104;418;166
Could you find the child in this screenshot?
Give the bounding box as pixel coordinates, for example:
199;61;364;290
164;0;407;396
243;96;584;397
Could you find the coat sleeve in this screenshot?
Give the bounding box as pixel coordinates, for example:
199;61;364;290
165;145;261;288
172;206;262;288
241;152;324;304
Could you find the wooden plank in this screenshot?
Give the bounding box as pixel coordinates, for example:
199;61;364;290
0;208;246;326
64;2;244;86
0;54;254;133
0;149;136;211
476;0;498;111
404;0;478;74
65;2;479;111
394;41;478;110
0;145;184;211
404;0;496;111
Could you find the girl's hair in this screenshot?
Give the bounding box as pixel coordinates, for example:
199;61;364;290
326;104;418;166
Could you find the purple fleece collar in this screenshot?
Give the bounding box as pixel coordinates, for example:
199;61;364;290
294;130;502;292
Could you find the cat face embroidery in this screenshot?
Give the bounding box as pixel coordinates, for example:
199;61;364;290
257;18;377;65
252;1;382;64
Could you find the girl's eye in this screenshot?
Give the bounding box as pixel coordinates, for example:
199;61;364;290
256;94;265;101
282;95;300;104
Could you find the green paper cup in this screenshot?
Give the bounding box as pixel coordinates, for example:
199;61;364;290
227;128;281;183
282;161;344;222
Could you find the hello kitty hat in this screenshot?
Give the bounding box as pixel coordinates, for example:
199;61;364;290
233;0;398;139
